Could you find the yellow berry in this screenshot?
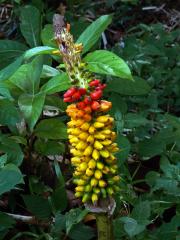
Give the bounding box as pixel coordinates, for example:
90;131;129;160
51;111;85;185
83;146;93;156
92;193;98;204
87;135;94;144
94;140;103;150
94;122;105;128
94;133;106;140
75;186;84;192
76;141;87;150
82;193;90;203
88;159;96;169
96;115;109;123
79;162;88;171
90;178;98;187
79;132;89;141
92;149;100;160
100;149;109;158
94;170;102;179
96;162;104;170
86;168;94;177
80;122;90;131
89;126;96;134
99;180;107;188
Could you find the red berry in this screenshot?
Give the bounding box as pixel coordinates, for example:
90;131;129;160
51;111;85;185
96;84;106;90
63;87;76;98
79;88;87;96
77;101;86;109
91;101;100;110
72;92;81;101
64;97;72;102
89;79;100;87
84;96;92;105
90;90;102;100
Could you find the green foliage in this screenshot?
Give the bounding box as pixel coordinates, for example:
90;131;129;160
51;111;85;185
0;2;179;239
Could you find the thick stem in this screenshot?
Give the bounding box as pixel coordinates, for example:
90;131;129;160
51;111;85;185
96;213;114;240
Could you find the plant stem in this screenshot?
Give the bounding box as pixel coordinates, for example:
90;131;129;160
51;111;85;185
96;213;114;240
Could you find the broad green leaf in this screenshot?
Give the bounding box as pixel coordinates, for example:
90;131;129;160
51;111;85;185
0;135;24;166
35;139;65;156
66;208;89;234
120;217;145;237
41;73;71;94
124;113;149;128
0;56;23;82
52;212;66;237
41;65;59;78
0;40;27;69
0;99;21;126
69;223;95;240
0;164;23;195
0;82;12;99
131;201;151;224
23;195;52;219
84;50;132;79
35;118;67;139
18;92;45;131
106;77;151;95
41;24;56;47
77;15;112;54
45;96;67;112
0;211;15;227
24;46;56;60
51;160;67;212
20;5;41;47
116;135;131;164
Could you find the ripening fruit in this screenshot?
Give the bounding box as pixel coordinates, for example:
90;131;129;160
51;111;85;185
65;78;120;204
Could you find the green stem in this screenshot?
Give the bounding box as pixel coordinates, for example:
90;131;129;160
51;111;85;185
96;213;114;240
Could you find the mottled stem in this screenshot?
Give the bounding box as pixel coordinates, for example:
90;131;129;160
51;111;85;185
96;213;114;240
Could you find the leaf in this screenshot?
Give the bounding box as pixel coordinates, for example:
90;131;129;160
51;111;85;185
0;136;24;166
0;40;27;69
77;15;112;54
84;50;132;80
131;201;151;225
124;113;149;128
51;160;67;212
0;82;12;99
18;92;45;131
0;99;21;126
41;65;59;78
69;223;95;240
0;211;15;227
20;5;41;47
35;118;67;139
0;56;23;82
0;164;23;195
24;46;56;60
120;217;145;237
41;24;57;47
116;135;131;164
35;139;65;156
66;208;89;234
23;195;52;219
41;73;71;94
106;77;151;95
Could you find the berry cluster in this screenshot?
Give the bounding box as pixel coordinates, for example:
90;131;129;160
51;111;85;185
64;79;120;204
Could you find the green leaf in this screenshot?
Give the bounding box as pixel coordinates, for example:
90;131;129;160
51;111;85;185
120;217;145;237
41;65;59;78
0;211;15;227
116;135;131;164
131;201;151;225
77;15;112;54
35;139;65;156
69;223;95;240
18;92;45;131
0;164;23;195
0;56;23;82
24;46;56;60
20;5;41;47
41;73;71;94
0;40;27;69
0;99;21;126
0;82;12;99
35;119;67;139
66;208;89;234
23;195;52;219
106;77;151;95
51;160;67;212
84;50;132;79
41;24;56;47
0;136;24;166
124;113;149;128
